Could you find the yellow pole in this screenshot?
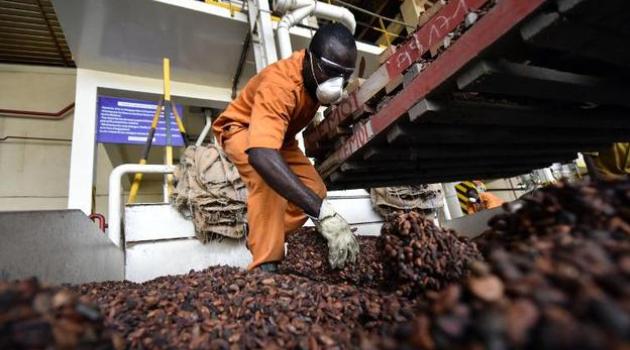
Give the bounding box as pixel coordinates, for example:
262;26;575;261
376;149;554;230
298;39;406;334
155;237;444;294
163;58;171;101
127;103;162;203
172;107;187;134
163;58;175;196
379;18;391;47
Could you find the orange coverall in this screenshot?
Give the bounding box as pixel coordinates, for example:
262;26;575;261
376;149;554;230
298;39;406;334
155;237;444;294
212;50;326;270
480;192;504;209
466;192;505;214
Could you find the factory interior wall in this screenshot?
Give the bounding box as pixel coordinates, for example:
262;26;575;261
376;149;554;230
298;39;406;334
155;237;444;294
68;68;235;216
0;65;179;215
0;64;76;211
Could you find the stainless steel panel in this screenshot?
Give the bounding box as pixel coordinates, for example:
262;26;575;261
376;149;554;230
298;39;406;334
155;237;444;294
125;204;195;242
0;209;124;284
442;206;505;238
125;238;251;283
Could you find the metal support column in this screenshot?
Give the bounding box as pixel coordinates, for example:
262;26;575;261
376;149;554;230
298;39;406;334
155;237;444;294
247;0;278;71
442;182;464;219
67;69;98;215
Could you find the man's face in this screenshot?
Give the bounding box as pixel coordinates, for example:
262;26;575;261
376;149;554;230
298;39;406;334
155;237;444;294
311;55;354;86
312;40;356;85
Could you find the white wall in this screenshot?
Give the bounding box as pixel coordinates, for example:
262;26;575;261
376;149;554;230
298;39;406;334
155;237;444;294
68;68;234;215
0;65;179;215
0;64;76;211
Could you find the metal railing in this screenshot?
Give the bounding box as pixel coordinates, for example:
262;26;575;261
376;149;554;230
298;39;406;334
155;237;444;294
108;164;176;248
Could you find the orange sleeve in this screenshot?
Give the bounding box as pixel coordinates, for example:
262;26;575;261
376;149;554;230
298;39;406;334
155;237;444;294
247;81;297;150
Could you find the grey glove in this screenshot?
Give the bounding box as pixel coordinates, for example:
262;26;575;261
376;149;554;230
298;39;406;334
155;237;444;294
313;200;360;269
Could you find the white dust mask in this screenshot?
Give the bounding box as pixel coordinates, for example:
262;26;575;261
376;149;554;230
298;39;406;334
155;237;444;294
316;76;346;105
309;53;347;105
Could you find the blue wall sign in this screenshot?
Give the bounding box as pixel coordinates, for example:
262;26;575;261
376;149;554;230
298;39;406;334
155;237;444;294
96;96;184;146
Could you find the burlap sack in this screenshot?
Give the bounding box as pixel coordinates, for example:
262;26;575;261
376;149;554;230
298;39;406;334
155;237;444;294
171;145;247;242
370;184;444;219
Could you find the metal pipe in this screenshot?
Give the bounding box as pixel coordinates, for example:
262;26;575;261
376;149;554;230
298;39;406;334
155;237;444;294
196;110;214;146
0;103;75;120
311;1;356;33
274;0;356;59
356;1;388;40
89;213;107;233
108;164;176;247
276;0;315;59
0;136;71;143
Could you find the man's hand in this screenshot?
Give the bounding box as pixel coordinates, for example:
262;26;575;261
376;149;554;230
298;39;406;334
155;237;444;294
247;148;359;267
315;200;360;269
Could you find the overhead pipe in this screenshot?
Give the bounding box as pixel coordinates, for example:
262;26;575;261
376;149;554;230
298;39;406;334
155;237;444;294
0;103;75;120
309;1;356;33
273;0;356;59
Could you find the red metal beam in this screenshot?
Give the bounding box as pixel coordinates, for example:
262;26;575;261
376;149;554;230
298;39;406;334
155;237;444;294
318;0;549;178
304;0;490;149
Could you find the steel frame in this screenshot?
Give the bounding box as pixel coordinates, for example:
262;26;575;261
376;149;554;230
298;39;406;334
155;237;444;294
304;0;490;149
315;0;550;180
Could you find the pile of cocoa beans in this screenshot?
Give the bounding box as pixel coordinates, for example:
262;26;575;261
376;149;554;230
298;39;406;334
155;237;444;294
0;277;121;349
380;211;482;296
370;180;630;349
279;228;385;288
76;267;417;349
2;180;628;349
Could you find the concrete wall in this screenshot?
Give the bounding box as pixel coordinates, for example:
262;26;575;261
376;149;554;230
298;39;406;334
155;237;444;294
0;64;76;211
0;64;165;215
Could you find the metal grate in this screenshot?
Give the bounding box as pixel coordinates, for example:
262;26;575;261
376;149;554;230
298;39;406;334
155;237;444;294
0;0;74;67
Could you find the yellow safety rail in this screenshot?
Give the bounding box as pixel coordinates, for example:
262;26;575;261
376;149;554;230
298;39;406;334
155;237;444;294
128;58;189;203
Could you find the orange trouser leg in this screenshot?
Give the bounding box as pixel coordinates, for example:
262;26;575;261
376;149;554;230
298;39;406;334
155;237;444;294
221;129;326;270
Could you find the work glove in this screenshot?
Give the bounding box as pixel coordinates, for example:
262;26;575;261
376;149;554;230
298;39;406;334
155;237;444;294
313;200;360;269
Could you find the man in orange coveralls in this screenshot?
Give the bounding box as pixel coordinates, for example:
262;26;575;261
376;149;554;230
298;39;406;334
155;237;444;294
213;23;359;273
465;188;505;214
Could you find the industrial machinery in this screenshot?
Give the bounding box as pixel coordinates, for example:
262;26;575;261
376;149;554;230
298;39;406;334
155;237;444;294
304;0;630;189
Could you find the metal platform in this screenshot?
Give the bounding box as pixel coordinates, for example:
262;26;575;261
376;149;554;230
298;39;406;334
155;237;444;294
0;210;124;284
51;0;382;90
304;0;630;190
